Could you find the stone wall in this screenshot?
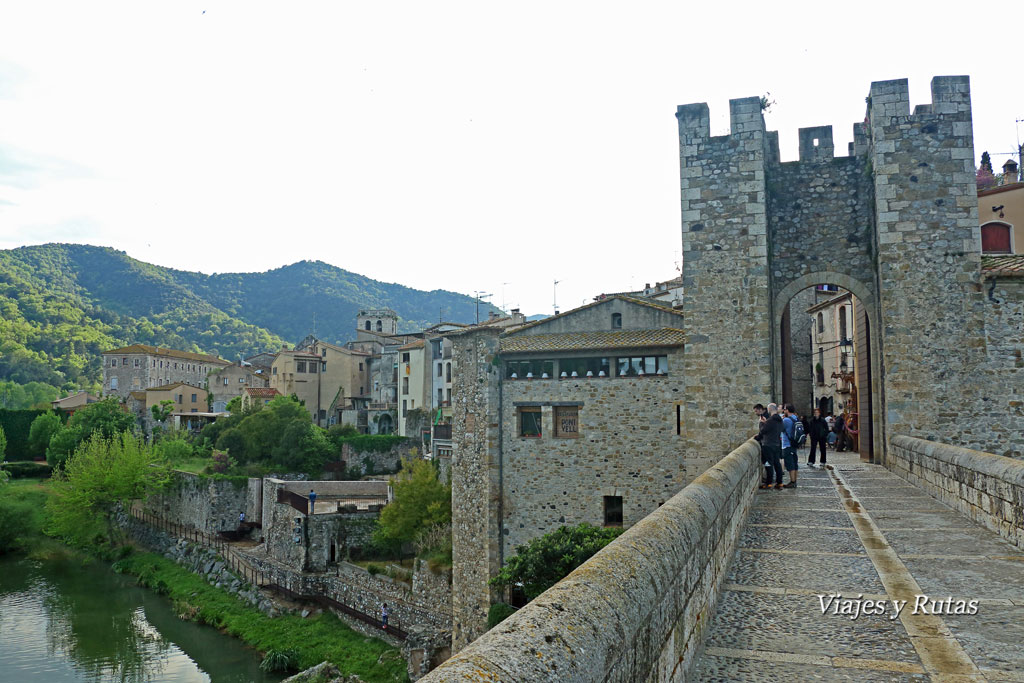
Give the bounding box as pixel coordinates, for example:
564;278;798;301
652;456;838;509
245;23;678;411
500;351;686;558
888;435;1024;548
421;439;761;682
142;471;260;534
677;97;774;467
973;277;1023;457
449;328;503;651
340;440;409;476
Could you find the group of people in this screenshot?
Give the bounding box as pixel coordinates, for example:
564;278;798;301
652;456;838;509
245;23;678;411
753;403;849;489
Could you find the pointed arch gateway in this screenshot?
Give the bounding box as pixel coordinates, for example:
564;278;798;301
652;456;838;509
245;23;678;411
772;271;884;463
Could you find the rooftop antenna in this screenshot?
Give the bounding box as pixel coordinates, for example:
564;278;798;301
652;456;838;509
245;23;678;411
474;291;492;324
553;279;560;315
501;282;511;313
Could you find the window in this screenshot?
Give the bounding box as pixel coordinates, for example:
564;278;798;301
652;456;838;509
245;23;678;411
191;408;198;413
817;312;824;334
359;362;363;371
319;409;326;420
174;363;178;370
438;388;444;405
239;377;245;383
446;388;451;403
122;357;127;365
131;377;140;389
676;404;682;435
296;360;307;373
152;360;156;368
505;359;554;379
134;358;140;368
616;356;668;376
558;357;610;378
376;320;383;332
402;352;410;363
321;362;326;372
402;377;409;394
159;361;163;368
365;321;371;331
554;406;579;437
110;376;118;389
110;358;117;367
611;313;622;329
838;306;847;341
321;348;327;357
817;348;825;384
438;363;443;377
177;394;183;403
402;399;407;415
519;407;542;437
981;222;1012;254
446;362;451;382
603;496;623;527
272;367;278;375
359;385;363;395
191;393;197;402
224;378;229;385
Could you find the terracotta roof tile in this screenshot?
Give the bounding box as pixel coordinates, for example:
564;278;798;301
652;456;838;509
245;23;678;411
500;328;686;353
398;339;425;351
982;254;1024;278
245;387;281;398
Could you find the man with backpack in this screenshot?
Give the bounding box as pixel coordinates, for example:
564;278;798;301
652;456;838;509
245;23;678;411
807;408;829;468
781;404;800;488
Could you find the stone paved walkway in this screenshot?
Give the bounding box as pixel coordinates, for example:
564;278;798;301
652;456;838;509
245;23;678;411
693;449;1024;682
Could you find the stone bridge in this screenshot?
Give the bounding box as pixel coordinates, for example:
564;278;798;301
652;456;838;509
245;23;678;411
422;438;1024;681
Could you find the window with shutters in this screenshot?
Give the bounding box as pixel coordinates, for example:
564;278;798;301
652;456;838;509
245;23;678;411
981;222;1012;254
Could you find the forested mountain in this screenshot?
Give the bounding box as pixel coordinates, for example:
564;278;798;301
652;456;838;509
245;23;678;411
0;244;497;405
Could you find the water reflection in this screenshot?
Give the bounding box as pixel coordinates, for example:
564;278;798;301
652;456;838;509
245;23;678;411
0;555;282;683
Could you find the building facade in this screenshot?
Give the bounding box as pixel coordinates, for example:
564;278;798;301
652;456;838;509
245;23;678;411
208;363;270;412
102;344;230;399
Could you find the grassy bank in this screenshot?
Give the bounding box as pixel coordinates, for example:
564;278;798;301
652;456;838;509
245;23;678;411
0;478;53;554
114;552;408;682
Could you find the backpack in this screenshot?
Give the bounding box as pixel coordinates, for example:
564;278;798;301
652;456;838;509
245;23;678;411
788;417;806;447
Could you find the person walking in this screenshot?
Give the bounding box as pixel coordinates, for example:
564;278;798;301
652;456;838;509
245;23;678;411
755;403;785;489
781;404;799;488
308;489;317;514
807;408;829;468
381;603;389;629
834;413;847;452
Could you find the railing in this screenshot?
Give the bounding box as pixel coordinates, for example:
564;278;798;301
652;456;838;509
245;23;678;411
129;505;408;640
277;488;309;514
433;424;452;440
368;402;398;411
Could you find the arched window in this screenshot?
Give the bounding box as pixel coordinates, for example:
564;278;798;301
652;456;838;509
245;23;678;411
364;320;371;331
817;313;824;334
376;320;383;332
611;313;622;329
838;306;847;341
981;222;1012;254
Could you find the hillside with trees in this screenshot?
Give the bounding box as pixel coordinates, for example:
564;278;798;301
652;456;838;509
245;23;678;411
0;243;498;404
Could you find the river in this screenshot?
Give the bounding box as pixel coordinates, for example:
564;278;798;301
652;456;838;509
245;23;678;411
0;553;284;683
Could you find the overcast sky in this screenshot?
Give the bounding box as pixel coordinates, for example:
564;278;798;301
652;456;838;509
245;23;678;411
1;2;1021;316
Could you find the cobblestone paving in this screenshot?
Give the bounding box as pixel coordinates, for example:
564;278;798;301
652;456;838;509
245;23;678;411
693;449;1024;681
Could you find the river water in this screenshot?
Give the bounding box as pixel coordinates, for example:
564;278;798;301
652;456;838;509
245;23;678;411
0;554;284;683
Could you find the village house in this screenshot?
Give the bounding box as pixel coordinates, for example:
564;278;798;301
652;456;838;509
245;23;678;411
241;386;281;412
807;290;858;418
978;160;1023;255
102;344;230;399
51;391;98;414
128;382;214;433
207;362;270;413
269;339;371;427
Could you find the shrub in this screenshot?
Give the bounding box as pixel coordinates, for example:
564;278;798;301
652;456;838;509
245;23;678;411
260;648;300;673
0;497;31;553
28;412;62;459
0;409;47;461
366;563;383;576
487;602;518;629
1;461;53;479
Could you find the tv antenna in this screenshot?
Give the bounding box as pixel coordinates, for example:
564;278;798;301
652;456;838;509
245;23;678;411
553;279;560;315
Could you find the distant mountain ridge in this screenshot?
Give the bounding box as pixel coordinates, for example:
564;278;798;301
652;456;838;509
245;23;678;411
0;243;499;396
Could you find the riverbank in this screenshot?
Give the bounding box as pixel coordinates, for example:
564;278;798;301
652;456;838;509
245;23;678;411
0;478;408;682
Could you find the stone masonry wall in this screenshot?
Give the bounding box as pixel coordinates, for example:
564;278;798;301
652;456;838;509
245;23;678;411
868;76;986;460
500;349;686;558
449;328;503;652
420;439;762;682
677;97;774;468
341;440;409;477
142;471;259;534
974;277;1023;457
888;435;1024;548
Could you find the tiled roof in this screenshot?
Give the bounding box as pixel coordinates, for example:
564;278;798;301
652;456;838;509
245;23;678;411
511;295;682;334
982;254;1024;278
245;387;281;398
398;339;425;351
103;344;228;364
148;382;193;391
129;391;146;401
500;328;687;353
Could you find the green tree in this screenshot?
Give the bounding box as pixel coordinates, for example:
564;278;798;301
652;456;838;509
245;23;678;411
46;431;171;547
225;396;242;414
490;523;624;602
150;399;174;424
980;150;993;174
271;420;333;474
0;425;6;461
28;412;62;459
374;457;451;549
46;398;136;469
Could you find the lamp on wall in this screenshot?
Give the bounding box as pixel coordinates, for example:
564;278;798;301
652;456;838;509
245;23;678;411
839;338;853;352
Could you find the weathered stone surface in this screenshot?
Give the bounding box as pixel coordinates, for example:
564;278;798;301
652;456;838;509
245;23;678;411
421;439;760;682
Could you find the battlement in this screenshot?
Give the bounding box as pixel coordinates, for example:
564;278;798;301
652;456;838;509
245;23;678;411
798;125;834;161
868;75;971;127
676;96;765;141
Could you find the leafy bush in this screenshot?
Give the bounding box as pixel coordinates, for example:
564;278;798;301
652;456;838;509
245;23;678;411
374;457;451;549
0;409;47;460
28;412;62;459
490;523;624;601
156;436;193;461
366;563;384;576
46;398;136;469
0;496;32;553
487;602;518;629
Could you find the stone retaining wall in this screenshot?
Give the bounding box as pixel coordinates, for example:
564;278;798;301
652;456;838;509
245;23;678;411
888;435;1024;548
142;471;260;533
421;438;761;682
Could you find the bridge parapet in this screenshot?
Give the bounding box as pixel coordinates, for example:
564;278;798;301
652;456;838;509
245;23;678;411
421;439;761;682
889;436;1024;549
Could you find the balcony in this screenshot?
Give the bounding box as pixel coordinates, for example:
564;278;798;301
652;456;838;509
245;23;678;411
433;424;452;440
368;402;397;411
